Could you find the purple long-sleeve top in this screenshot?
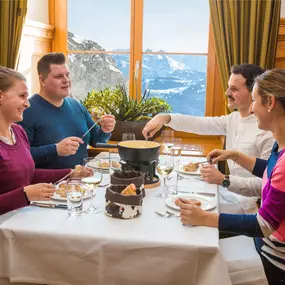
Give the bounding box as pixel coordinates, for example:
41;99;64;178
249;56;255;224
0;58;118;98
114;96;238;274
0;124;70;215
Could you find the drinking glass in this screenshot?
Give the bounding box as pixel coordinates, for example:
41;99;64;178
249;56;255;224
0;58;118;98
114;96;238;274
99;157;110;172
66;178;84;216
122;133;136;141
156;155;174;197
82;158;103;214
110;157;121;175
161;130;175;154
167;139;182;195
170;138;182;156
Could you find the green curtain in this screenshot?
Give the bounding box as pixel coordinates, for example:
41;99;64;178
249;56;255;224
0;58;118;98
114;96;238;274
209;0;281;114
0;0;28;68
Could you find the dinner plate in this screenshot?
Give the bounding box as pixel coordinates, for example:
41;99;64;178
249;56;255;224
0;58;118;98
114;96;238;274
165;194;216;211
51;181;91;201
51;192;91;201
87;160;108;169
178;164;201;176
86;160;121;171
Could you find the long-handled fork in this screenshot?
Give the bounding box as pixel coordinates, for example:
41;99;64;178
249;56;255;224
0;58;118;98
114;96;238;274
81;118;102;139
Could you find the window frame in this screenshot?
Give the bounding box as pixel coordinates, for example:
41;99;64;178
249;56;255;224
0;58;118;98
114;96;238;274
49;0;224;138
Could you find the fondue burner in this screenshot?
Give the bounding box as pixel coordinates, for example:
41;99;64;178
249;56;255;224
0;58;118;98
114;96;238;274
120;159;160;188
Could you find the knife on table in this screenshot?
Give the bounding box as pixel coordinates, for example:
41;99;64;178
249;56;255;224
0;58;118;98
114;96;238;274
31;202;67;209
176;191;215;197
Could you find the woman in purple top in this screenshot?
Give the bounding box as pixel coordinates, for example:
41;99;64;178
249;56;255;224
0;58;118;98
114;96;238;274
176;69;285;284
0;66;92;215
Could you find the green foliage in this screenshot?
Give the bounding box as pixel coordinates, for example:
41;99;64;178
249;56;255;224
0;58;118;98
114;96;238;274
81;85;172;121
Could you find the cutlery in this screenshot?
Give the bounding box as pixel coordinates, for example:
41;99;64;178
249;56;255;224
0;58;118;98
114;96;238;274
155;211;171;218
193;159;212;166
98;183;109;187
178;176;203;181
176;190;215;197
166;210;180;218
81;118;102;139
53;169;75;186
31;202;67;209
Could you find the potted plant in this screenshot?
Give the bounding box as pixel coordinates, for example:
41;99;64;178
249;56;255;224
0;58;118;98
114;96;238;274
81;85;172;140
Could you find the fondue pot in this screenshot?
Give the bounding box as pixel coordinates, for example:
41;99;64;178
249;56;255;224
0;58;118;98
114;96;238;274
117;140;160;163
95;140;160;163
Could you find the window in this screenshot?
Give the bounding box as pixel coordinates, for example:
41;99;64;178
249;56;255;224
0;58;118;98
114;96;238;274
49;0;223;119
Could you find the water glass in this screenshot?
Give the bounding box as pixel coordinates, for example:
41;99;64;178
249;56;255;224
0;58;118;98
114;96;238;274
110;157;121;175
100;157;111;172
66;178;83;216
122;133;136;141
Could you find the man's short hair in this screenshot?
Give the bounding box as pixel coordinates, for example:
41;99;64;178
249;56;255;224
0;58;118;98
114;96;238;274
230;64;265;91
37;52;66;77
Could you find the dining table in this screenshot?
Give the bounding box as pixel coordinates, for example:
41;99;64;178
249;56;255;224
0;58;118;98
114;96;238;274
0;154;232;285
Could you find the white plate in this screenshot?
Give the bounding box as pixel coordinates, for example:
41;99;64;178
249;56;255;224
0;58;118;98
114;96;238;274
87;160;121;171
51;192;91;201
178;164;201;176
51;182;91;201
165;194;216;211
87;160;107;169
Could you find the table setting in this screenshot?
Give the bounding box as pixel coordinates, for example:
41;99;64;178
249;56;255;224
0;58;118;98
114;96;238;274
0;139;231;285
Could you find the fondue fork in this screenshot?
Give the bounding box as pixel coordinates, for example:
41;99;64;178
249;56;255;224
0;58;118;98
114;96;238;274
53;169;75;186
81;118;102;139
193;159;212;166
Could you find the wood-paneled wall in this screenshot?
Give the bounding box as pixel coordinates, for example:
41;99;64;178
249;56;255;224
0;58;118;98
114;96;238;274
275;18;285;68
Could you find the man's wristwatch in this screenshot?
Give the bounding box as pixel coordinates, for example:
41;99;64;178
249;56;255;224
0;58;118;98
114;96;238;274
221;175;230;188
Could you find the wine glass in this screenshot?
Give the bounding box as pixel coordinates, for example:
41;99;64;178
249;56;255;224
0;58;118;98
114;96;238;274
82;158;103;214
168;138;182;195
171;138;182;156
156;154;174;197
122;133;136;141
161;130;174;154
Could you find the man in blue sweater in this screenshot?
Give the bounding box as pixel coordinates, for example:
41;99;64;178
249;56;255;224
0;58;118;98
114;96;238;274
19;52;116;169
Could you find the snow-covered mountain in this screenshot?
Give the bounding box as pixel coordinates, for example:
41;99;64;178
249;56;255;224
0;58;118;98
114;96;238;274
68;32;206;116
68;32;126;99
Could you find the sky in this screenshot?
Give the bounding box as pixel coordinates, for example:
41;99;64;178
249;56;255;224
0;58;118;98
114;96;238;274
68;0;209;53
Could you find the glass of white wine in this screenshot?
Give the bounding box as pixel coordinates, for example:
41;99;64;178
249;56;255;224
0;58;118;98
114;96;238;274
156;155;174;197
82;158;103;214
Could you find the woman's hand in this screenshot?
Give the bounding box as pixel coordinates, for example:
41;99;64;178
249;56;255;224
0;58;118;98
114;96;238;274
71;166;94;178
24;183;56;201
175;198;209;226
175;198;219;227
207;149;239;164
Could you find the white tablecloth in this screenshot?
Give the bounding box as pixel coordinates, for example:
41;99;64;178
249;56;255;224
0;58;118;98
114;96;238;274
0;156;231;285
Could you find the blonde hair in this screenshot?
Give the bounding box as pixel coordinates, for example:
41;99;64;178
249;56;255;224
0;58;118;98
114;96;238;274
0;66;26;92
255;68;285;111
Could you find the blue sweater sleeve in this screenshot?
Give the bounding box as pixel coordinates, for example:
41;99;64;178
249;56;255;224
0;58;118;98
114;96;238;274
252;158;267;178
19;120;58;165
219;213;264;237
81;105;111;147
